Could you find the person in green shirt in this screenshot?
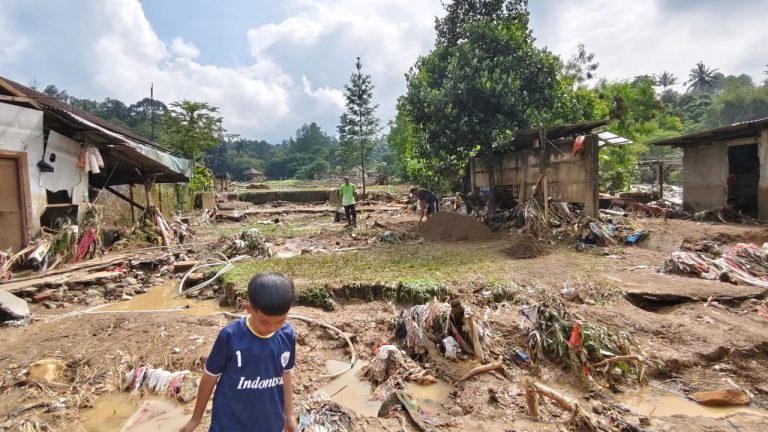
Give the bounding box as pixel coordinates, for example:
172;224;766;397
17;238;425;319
339;176;357;227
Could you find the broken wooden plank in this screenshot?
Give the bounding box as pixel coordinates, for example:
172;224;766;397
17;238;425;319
0;270;122;294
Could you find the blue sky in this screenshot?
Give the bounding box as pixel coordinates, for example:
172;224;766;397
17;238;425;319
1;0;767;142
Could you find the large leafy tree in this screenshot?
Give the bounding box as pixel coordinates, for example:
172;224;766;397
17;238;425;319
163;100;224;167
337;57;381;194
403;0;561;181
564;43;599;87
686;61;720;94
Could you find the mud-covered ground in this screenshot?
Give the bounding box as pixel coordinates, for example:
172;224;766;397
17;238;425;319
2;193;768;432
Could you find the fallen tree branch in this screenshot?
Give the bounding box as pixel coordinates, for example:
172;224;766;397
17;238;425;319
591;355;646;369
457;355;504;383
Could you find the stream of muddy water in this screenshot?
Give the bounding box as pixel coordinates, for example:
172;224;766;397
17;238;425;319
97;281;229;317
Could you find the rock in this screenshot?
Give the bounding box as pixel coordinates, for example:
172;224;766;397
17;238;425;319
754;385;768;395
701;346;731;362
0;290;31;319
690;388;751;407
124;287;135;296
448;406;464;417
323;298;340;312
199;289;216;300
27;358;66;383
591;401;605;415
123;277;138;286
173;261;200;273
32;291;52;303
186;273;206;284
42;301;58;309
50;289;64;302
639;416;651;427
83;289;104;305
135;286;148;294
218;296;230;307
172;347;181;354
186;291;200;298
121;295;133;301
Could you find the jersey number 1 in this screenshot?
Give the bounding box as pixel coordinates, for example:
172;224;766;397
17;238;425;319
235;350;242;367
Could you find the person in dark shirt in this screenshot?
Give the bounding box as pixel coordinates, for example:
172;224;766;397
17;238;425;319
410;186;439;224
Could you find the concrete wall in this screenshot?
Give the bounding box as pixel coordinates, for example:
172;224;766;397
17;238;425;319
470;134;599;216
41;131;89;223
0;102;45;236
682;142;728;212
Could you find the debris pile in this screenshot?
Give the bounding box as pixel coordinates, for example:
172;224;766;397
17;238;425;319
519;301;645;386
662;242;768;288
123;365;198;402
298;393;356;432
214;228;273;258
359;344;437;399
396;300;497;362
503;234;549;259
577;216;648;248
418;213;496;242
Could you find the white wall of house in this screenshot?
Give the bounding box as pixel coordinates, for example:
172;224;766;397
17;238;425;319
0;102;88;238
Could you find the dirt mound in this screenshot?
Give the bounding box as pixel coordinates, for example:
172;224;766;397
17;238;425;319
418;212;496;242
503;234;549;259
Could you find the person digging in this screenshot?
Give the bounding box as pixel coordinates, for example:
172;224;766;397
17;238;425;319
410;186;439;225
340;176;357;227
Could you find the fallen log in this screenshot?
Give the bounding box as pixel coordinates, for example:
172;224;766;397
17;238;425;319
457;356;504;383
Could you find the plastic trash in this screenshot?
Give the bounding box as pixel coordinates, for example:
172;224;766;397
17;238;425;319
442;336;459;359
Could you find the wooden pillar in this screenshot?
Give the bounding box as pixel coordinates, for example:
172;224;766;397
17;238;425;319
583;134;599;218
129;184;135;223
758;130;768;220
143;173;156;208
657;163;664;200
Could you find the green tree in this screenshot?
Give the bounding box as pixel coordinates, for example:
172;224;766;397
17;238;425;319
403;0;561;187
338;57;381;195
163;100;224;167
42;84;69;102
564;43;599;87
654;71;678;91
686;61;720;94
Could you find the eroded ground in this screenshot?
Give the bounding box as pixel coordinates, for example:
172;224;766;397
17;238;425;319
2;187;768;432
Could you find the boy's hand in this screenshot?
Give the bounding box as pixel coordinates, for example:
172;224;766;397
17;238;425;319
179;419;201;432
285;416;299;432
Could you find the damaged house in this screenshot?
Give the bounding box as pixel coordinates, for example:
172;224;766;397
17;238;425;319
653;117;768;219
0;76;192;252
468;120;631;217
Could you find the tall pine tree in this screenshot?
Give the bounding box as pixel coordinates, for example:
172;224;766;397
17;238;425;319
338;57;380;195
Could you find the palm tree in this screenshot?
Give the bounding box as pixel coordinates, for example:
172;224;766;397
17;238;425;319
686;61;719;93
654;71;678;91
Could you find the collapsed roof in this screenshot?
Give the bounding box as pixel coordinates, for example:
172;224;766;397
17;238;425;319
652;117;768;148
0;76;192;187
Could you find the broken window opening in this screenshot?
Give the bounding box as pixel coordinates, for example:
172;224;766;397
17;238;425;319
46;189;72;205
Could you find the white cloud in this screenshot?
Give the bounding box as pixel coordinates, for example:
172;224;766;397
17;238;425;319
531;0;768;90
302;75;345;111
0;5;28;63
169;37;200;59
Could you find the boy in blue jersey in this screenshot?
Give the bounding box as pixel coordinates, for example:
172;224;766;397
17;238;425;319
180;273;298;432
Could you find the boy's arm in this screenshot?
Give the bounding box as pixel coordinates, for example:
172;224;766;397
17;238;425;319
283;371;298;432
179;373;218;432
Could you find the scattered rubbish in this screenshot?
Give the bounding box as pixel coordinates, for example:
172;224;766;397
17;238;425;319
526;381;597;431
361;344;437;390
123;366;198;402
689;388;751;407
378;390;430;432
661;242;768;288
27;358;66;383
379;231;400;244
82;393;188;432
298;393;356;432
441;336;458;359
121;399;189;432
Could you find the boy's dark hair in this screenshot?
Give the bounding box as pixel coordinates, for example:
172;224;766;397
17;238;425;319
247;273;295;316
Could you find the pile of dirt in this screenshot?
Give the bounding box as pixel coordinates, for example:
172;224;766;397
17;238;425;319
418;212;496;242
503;234;549;259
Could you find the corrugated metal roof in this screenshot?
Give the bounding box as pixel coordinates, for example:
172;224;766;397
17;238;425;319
510;119;609;150
651;117;768;148
0;75;192;185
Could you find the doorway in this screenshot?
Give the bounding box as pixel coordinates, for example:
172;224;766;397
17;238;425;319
727;144;759;215
0;154;29;251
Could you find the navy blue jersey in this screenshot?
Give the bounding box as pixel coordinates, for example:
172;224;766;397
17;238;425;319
205;319;296;432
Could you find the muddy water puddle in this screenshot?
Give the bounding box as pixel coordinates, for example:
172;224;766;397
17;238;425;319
319;360;451;417
98;282;229;317
81;392;188;431
619;387;768;418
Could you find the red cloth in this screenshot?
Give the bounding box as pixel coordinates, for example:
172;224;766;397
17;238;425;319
572;135;586;156
568;321;584;353
74;228;96;262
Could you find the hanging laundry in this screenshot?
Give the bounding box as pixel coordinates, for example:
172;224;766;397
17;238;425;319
572;135;585;156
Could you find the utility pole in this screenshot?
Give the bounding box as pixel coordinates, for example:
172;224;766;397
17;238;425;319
150;83;156;141
357;57;366;196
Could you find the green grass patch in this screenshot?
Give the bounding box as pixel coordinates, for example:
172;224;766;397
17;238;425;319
215;215;326;240
222;243;507;304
